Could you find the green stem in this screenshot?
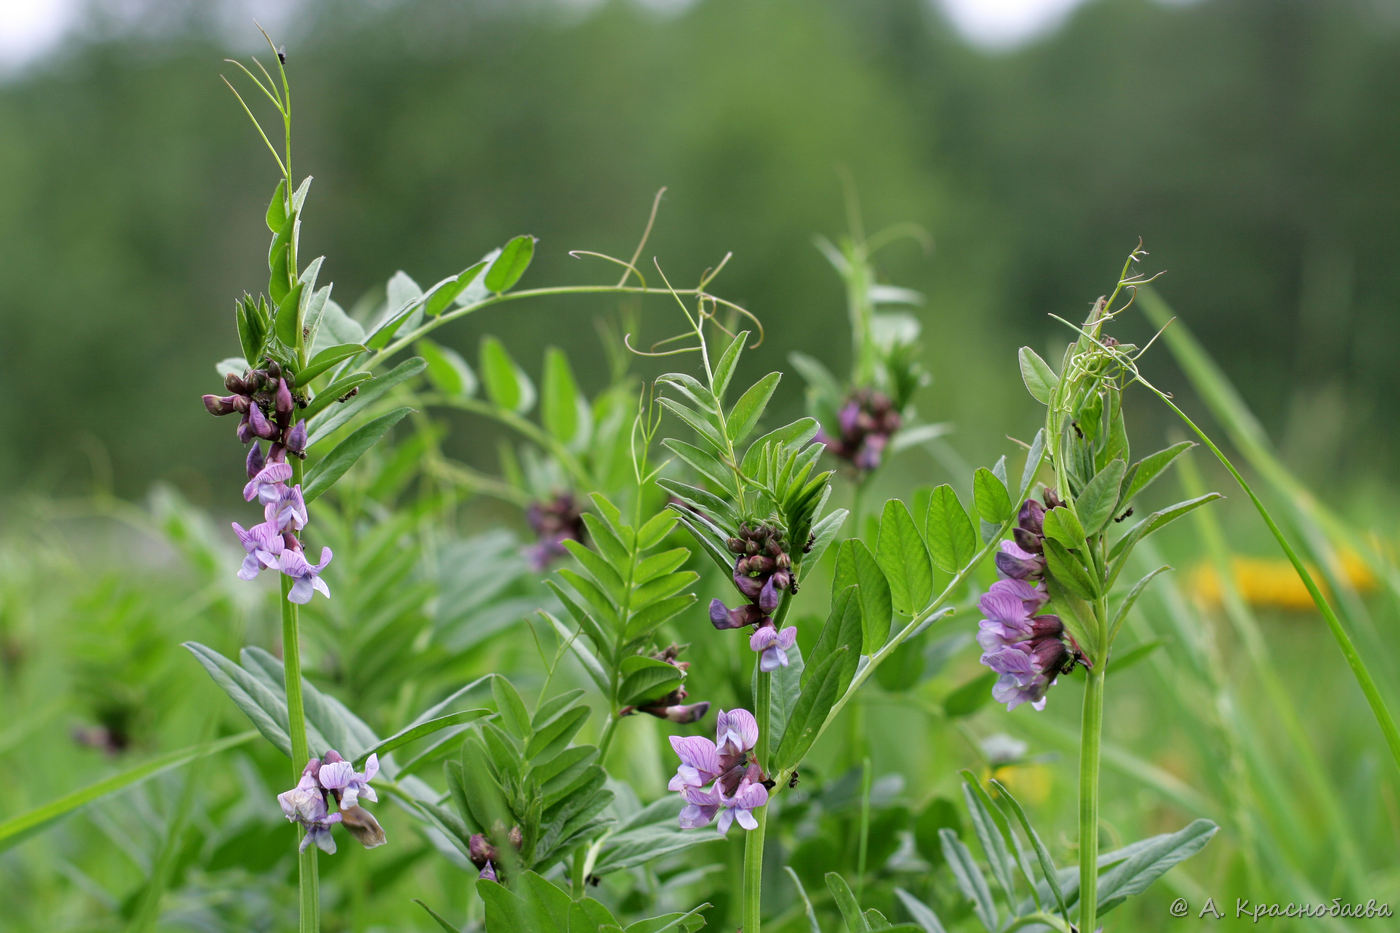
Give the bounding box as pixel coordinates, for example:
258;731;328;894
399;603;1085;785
742;804;769;933
282;458;319;933
1151;390;1400;774
1077;666;1105;933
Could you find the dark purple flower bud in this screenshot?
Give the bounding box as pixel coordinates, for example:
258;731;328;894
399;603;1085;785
247;401;276;439
1018;499;1046;536
710;599;762;630
274;378;294;423
266;360;282;380
1029;614;1064;638
775;552;791;571
726;537;746;554
643;700;711;723
758;577;781;613
770;570;791;591
203;394;241;416
733;567;764;600
285;419;308;458
1012;526;1044;554
1043;488;1066;510
746;555;775;575
469;833;495;866
995;541;1045;580
246;443;266;479
479;860;498;882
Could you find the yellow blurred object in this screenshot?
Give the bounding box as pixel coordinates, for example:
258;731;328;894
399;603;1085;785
984;762;1053;808
1189;550;1376;610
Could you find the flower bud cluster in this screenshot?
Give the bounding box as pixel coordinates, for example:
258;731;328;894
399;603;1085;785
277;750;384;854
819;388;902;473
203;363;331;603
525;492;586;570
468;825;523;882
668;708;769;835
979;492;1087;710
708;524;797;672
619;645;711;724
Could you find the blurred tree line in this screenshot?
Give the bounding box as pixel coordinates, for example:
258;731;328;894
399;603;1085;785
2;0;1396;501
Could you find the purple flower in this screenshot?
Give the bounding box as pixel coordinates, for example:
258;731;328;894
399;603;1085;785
709;599;763;630
478;860;498;882
678;784;724;829
232;520;285;580
715;707;758;757
668;735;721;791
267;484;309;532
749;625;798;672
994;540;1045;580
280;546;333;603
243;460;293;504
717;780;769;834
285;419;308;458
278;761;343;854
318;751;379;809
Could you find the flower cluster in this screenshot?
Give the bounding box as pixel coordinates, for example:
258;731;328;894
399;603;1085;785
708;524;797;672
668;708;769;834
619;645;711;724
818;388;902;473
978;493;1088;710
525;492;586;570
468;825;522;882
277;750;385;854
203;363;332;602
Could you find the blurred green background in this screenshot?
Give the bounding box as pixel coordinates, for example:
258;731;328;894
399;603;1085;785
3;0;1398;503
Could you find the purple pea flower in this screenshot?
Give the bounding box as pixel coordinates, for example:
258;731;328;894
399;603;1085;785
715;707;758;757
232;520;285;580
668;735;721;791
280;546;333;603
717;780;769;834
994;539;1045;580
749;625;798;672
318;751;380;809
678;784;724;829
709;599;764;630
243;460;293;504
267;484;309;533
278;761;343;854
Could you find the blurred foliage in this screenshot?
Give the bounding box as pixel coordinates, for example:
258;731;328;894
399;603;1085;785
2;0;1399;501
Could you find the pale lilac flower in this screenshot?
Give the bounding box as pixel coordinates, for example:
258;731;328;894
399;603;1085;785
232;520;285;580
280;546;333;603
267;484;309;533
478;860;498;882
678;784;723;829
278;762;343;854
318;751;379;809
667;735;721;791
749;625;798;672
715;708;759;757
243;460;293;504
717;780;769;834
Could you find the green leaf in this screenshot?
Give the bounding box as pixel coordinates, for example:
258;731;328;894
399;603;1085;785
763;642;805;758
424;261;486;318
1121;441;1195;506
1107;493;1223;566
359;710;491;764
1018;347;1058;405
940;829;997;929
774;644;851;772
266;178;288;232
825;872;871;932
480;336;536;414
1019;428;1047;496
1043;537;1100;600
972;468;1013;524
833;540;892;655
727;372;782;444
542;347;587;446
0;732;254;852
710;329;748;402
1076;458;1128;536
303;407;412;502
484;235;536;292
924;484;978;574
1095;820;1218;915
618;656;685;706
235;297;265;365
741;418;820;475
876;499;933;616
184;642;292;755
306;356;425;445
960;780;1016;908
986;779;1069;920
413;899;462;933
893;890;948;933
491;676;532;740
594;796;723;876
1041;506;1087;553
274;284;303;347
525;706;589;762
417;339;477;397
296;342;366;385
1108;564;1172;644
